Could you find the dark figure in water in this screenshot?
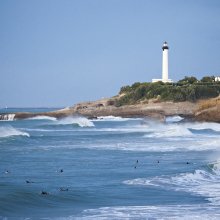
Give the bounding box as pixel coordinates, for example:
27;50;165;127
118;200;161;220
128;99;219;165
157;160;160;163
60;169;63;173
186;162;190;164
4;170;10;174
26;180;34;184
60;187;69;191
134;160;139;169
41;191;49;195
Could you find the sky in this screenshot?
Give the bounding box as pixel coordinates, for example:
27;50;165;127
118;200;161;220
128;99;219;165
0;0;220;107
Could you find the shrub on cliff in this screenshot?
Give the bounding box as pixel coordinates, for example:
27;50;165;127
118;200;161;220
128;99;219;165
116;76;220;106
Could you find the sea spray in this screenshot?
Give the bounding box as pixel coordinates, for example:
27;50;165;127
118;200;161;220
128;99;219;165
0;114;15;121
28;116;57;121
55;116;94;127
0;126;30;138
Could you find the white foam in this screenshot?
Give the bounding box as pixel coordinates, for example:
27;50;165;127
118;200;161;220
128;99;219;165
144;123;193;138
92;116;140;122
186;122;220;132
60;205;220;220
28;116;57;121
56;116;94;127
166;115;184;123
0;126;30;138
0;114;15;121
124;165;220;205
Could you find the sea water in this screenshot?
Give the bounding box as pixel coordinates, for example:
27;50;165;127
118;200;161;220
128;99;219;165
0;108;220;219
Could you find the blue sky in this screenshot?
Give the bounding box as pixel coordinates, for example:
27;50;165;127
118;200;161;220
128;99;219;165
0;0;220;107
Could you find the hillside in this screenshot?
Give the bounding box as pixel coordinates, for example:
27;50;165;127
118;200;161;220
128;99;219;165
115;76;220;106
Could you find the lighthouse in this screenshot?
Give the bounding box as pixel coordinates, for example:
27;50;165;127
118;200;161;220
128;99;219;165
152;41;172;83
162;41;169;82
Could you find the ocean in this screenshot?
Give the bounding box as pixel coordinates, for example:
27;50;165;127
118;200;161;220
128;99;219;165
0;108;220;219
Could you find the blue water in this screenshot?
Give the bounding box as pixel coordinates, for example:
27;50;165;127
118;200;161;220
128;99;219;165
1;109;220;219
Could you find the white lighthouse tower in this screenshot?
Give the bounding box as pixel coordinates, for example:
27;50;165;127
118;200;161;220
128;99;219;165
152;41;172;83
162;41;169;82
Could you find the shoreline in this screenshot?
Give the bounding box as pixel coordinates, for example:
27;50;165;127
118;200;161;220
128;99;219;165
0;96;219;123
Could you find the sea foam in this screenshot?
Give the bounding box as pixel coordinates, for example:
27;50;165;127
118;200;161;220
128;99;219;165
0;114;15;121
0;126;30;138
28;116;57;121
68;205;220;220
124;164;220;205
55;116;94;127
92;116;140;122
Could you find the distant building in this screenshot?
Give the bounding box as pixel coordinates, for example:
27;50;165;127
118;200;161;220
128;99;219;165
152;42;172;83
215;76;220;82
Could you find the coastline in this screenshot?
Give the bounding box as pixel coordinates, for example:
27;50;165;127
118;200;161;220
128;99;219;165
0;96;219;122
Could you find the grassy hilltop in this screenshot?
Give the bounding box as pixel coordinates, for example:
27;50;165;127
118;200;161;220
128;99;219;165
115;76;220;106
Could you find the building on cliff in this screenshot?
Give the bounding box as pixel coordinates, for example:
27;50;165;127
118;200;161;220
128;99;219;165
152;41;173;83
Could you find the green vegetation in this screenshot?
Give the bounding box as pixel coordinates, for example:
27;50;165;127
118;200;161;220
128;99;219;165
115;76;220;106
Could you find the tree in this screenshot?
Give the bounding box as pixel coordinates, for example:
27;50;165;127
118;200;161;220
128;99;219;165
178;76;198;85
201;76;215;83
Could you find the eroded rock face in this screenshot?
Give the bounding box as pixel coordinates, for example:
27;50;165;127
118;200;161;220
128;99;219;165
195;106;220;122
194;97;220;122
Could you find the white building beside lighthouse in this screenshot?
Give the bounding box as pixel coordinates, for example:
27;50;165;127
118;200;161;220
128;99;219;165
152;41;172;83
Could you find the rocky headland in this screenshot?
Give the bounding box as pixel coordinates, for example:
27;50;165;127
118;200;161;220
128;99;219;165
1;96;219;122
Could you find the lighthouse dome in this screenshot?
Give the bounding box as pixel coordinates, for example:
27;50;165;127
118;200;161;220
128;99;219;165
162;41;169;50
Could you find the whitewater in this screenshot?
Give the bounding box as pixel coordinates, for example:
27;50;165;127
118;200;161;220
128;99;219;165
0;108;220;219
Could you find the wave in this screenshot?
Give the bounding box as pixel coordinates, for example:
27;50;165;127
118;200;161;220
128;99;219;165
124;162;220;205
165;115;184;123
91;116;140;122
0;113;15;121
144;123;193;138
186;122;220;132
28;116;57;121
66;205;220;219
143;120;220;138
55;116;94;127
0;126;30;138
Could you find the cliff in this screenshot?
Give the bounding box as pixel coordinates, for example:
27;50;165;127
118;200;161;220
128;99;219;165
194;97;220;122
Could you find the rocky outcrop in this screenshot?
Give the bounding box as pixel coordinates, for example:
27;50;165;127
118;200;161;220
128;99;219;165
194;97;220;122
0;97;199;121
2;95;220;122
72;99;197;120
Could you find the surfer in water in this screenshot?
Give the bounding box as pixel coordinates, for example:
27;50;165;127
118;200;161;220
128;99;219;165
26;180;34;184
134;160;139;169
41;191;49;195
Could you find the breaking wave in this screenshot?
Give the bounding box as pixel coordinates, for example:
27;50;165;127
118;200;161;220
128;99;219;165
165;115;184;123
28;116;57;121
0;126;30;138
73;205;220;220
92;116;139;122
144;123;193;138
55;116;94;127
124;161;220;205
0;113;15;121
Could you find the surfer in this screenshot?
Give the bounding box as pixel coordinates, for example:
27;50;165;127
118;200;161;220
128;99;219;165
57;169;63;173
134;160;139;169
41;191;49;195
4;170;10;174
26;180;34;184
